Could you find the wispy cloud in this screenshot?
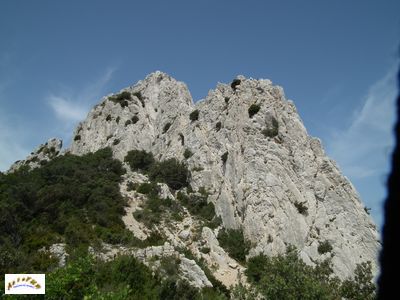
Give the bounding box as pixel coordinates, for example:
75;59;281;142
326;66;397;179
47;67;116;136
0;110;30;171
48;95;88;122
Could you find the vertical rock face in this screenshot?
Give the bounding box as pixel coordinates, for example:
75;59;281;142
68;71;379;279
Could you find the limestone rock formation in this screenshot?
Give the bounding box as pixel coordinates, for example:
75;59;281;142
67;71;379;279
7;138;62;173
10;71;379;284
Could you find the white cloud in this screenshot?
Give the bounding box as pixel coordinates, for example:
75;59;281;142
326;66;397;179
48;95;88;122
0;112;30;171
47;67;116;135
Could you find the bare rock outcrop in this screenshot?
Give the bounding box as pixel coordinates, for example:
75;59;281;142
7;138;62;173
60;71;379;279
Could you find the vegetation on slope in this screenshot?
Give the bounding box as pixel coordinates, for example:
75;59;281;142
45;255;227;299
0;148;132;275
245;246;376;300
0;147;376;299
125;149;189;190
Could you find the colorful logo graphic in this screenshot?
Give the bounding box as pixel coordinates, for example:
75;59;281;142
5;274;45;294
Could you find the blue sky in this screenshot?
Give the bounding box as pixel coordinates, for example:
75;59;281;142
0;0;399;230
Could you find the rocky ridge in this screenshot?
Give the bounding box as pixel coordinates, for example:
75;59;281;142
10;71;379;285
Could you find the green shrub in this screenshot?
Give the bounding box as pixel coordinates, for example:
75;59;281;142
136;182;158;196
133;91;145;107
248;104;261;118
216;121;222;132
231;79;241;90
340;261;376;300
221;152;228;164
124;150;189;190
160;278;200;300
126;181;136;191
148;158;189;190
124;150;155;171
113;139;120;145
294;201;308;215
163;122;171;133
176;191;218;224
262;117;279;138
318;241;333;254
217;228;251;264
106;114;112;121
245;246;376;300
116;116;120;123
189;109;199;122
131;115;139;124
74;134;81;141
179;133;185;146
109;91;132;108
364;207;371;215
183;149;193;159
246;246;341;299
200;247;211;254
224;97;230;103
134;191;183;228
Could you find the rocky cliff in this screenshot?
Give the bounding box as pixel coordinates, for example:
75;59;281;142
10;71;379;284
66;71;379;280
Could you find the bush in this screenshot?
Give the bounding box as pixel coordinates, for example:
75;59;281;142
215;121;222;132
176;191;218;224
163;122;171;133
126;181;136;191
245;246;376;300
113;139;120;145
189;109;199;122
340;261;376;300
248;104;261;118
221;152;228;164
246;247;341;299
262;116;279;138
179;133;185;146
134;191;183;228
124;150;155;171
124;150;189;190
217;228;251;264
106;114;112;121
318;241;333;254
74;134;81;141
231;79;241;90
125;119;132;126
109;91;132;108
183;149;193;159
148;158;189;190
133;91;145;107
131;115;139;124
136;182;158;196
294;201;308;215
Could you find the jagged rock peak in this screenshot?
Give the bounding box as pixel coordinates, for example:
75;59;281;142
67;72;379;280
8;72;379;282
69;71;193;160
7;138;62;173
